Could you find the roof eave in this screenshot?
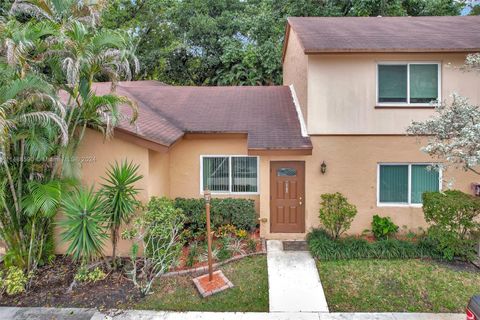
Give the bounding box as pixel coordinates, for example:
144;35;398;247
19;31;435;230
304;48;480;54
248;147;312;156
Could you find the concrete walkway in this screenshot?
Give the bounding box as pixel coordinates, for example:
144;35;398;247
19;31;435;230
0;307;465;320
267;240;329;313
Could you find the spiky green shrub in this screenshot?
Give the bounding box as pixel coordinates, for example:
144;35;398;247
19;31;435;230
59;187;108;263
100;160;143;265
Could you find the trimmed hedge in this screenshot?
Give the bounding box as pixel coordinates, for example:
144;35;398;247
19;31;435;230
423;190;480;261
174;197;257;234
307;228;440;261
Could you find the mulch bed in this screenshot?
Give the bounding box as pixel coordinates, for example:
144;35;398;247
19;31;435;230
0;256;140;309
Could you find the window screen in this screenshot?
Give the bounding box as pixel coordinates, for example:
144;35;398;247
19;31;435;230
202;157;229;192
232;157;258;192
378;65;408;103
410;64;438;103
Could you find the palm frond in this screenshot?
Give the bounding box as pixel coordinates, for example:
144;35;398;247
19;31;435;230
17;111;68;146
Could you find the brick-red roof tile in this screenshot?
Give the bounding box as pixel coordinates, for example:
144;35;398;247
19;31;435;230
92;82;311;151
287;16;480;54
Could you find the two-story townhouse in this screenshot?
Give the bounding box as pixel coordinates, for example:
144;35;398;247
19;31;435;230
280;16;480;237
50;16;480;256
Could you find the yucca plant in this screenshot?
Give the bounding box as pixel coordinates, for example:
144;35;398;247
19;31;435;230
60;186;108;264
100;160;142;267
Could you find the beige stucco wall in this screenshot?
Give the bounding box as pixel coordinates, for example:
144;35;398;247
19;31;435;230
283;29;308;122
168;135;260;212
259;136;478;239
55;131;260;256
55;129;152;256
306;52;480;134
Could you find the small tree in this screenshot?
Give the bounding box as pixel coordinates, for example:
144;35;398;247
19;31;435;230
318;192;357;239
100;160;143;267
123;197;185;297
407;53;480;175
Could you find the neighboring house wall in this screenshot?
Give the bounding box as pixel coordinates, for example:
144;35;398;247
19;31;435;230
283;30;308;123
306;52;480;134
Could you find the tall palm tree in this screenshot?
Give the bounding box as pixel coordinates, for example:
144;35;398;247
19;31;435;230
0;0;140;273
0;62;68;271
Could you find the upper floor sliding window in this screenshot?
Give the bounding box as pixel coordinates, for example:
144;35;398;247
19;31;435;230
377;62;441;106
201;156;259;194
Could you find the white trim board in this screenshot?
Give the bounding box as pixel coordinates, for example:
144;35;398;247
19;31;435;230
289;85;309;138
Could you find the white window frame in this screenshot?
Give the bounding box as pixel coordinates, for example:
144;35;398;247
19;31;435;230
376;163;442;207
200;155;260;195
376;61;441;107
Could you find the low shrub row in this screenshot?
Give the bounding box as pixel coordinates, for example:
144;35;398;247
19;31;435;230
307;228;441;261
174;197;257;235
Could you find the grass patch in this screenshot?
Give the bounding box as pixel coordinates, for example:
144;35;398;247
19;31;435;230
317;259;480;312
130;255;268;312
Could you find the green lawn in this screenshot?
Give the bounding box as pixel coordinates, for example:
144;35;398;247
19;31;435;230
131;256;268;312
317;259;480;313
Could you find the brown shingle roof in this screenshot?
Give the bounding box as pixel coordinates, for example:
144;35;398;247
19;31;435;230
92;82;312;151
286;16;480;55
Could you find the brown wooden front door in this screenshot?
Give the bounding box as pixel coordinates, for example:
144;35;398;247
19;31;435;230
270;161;305;233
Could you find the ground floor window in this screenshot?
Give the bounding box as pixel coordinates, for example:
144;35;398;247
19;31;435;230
201;156;258;194
378;163;440;206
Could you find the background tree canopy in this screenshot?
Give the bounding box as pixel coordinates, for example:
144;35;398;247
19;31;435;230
102;0;470;85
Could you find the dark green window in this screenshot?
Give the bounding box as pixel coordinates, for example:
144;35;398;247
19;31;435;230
379;164;440;205
378;65;408;103
379;165;409;203
378;63;439;105
410;64;439;103
411;165;440;204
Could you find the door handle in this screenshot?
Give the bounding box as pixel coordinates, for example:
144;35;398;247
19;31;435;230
299;201;303;206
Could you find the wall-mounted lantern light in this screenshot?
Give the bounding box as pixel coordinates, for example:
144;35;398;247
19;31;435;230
320;161;327;174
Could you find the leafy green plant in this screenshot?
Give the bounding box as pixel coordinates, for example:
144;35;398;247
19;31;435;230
307;228;439;261
235;229;248;239
217;236;233;261
59;187;108;263
423;190;480;261
123;197;185;297
185;241;199;268
174;197;257;235
371;215;399;240
318;193;357;239
100;160;143;266
3;266;28;296
74;267;106;283
247;238;258;253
